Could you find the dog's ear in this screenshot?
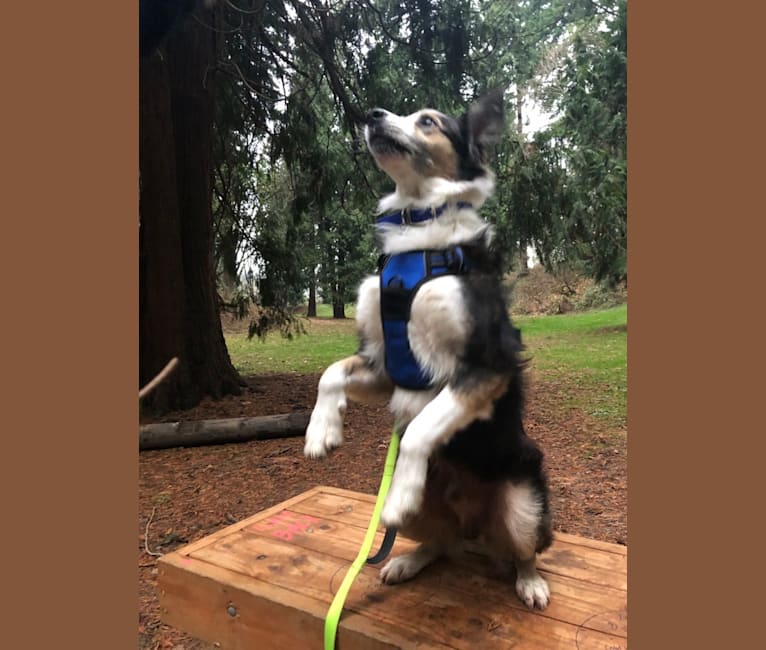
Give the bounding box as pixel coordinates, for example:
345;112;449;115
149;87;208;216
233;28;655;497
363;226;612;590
462;89;505;164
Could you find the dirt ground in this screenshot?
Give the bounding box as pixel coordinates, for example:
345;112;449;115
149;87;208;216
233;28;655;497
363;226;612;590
138;371;627;649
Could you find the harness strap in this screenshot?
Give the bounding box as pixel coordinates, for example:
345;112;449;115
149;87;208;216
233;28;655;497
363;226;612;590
379;245;472;390
324;427;401;650
375;201;473;226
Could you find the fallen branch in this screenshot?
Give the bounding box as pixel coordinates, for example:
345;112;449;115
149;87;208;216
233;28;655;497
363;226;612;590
139;357;180;400
143;507;162;557
139;411;310;450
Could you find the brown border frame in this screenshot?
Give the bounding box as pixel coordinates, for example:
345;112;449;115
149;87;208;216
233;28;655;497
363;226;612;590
3;0;761;647
628;1;761;647
4;2;137;648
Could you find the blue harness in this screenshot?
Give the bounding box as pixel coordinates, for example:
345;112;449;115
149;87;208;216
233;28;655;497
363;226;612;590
376;204;474;390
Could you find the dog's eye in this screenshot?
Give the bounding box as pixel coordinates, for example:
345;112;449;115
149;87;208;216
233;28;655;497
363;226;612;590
418;115;436;128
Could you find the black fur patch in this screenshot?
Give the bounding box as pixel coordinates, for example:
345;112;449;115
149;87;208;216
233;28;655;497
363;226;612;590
438;90;505;181
440;379;552;551
453;233;523;382
437;115;488;181
437;236;551;549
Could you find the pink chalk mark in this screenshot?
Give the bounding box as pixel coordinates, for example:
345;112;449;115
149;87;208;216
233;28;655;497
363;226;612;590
249;511;322;542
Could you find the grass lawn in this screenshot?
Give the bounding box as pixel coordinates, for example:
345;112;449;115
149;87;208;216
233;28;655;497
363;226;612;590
226;303;627;428
314;303;356;319
514;305;627;428
225;313;358;376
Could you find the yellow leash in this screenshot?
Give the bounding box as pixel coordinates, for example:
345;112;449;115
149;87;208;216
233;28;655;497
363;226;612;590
323;427;400;650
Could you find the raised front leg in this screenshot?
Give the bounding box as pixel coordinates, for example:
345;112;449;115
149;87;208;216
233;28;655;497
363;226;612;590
304;354;393;459
381;377;507;527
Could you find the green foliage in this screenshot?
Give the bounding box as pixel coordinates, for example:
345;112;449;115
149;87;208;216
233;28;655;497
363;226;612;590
246;307;307;342
535;0;627;284
574;281;626;311
206;0;628;335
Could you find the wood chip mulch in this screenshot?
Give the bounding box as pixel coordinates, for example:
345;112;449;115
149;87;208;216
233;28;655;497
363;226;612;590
139;372;626;649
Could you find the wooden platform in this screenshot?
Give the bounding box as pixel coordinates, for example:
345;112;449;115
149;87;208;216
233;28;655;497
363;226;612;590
158;486;627;649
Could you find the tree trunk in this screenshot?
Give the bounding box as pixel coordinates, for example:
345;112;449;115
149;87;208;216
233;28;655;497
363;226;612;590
139;7;242;415
516;84;525;134
307;273;317;318
332;297;346;319
519;245;529;276
139;50;196;413
333;249;346;319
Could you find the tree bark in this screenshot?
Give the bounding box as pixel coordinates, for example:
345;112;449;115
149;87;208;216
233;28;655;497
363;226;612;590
140;412;311;450
519;245;530;276
139;6;243;415
307;273;317;317
332;248;346;319
332;297;346;319
140;51;196;413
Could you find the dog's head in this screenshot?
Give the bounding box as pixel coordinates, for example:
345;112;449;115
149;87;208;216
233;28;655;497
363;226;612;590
363;90;505;209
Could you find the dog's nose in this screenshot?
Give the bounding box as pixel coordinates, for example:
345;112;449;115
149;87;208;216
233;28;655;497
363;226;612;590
366;108;388;125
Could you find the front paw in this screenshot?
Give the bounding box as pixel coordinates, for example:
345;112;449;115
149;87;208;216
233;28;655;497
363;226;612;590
380;479;423;528
380;554;421;584
303;406;344;459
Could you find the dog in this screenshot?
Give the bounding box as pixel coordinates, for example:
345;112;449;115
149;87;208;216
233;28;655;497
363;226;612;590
304;90;553;610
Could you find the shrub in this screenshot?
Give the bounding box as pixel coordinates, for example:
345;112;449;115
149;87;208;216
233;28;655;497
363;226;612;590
508;266;626;316
574;282;627;311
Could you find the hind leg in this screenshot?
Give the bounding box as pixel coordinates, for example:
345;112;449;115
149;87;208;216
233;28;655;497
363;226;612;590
501;481;551;610
513;556;550;610
380;543;442;585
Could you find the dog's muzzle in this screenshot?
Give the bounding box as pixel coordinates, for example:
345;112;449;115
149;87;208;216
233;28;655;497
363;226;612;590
365;112;413;157
366;108;389;125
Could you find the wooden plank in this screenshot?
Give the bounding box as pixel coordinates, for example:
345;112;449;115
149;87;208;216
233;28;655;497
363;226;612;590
242;508;419;562
555;531;628;556
159;487;628;649
241;513;626;638
308;487;627;558
442;554;627;639
181;534;454;649
316;485;379;502
191;530;627;649
159;553;401;650
159;555;326;650
538;542;627;591
292;490;627;590
291;489;379;529
175;487;325;557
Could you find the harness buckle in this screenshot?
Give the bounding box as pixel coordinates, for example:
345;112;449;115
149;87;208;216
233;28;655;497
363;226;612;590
401;208;412;225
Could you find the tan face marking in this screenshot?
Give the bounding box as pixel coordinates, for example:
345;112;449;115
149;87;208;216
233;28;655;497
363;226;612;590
364;108;461;186
411;111;459;180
